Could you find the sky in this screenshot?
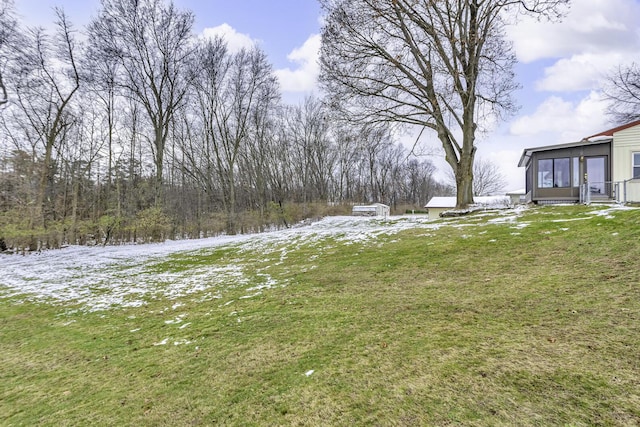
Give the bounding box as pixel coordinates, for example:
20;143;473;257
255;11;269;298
12;0;640;192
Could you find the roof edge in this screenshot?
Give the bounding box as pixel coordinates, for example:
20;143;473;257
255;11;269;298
584;119;640;138
518;138;612;167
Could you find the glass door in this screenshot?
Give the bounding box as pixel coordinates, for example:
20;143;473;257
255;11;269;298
585;157;606;196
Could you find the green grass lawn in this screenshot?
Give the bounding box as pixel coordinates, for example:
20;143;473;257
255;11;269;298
2;205;640;426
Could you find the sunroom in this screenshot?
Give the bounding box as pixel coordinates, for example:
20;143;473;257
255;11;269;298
518;139;612;204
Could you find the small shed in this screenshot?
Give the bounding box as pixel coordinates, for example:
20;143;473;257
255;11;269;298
424;197;456;220
352;203;390;217
506;189;526;205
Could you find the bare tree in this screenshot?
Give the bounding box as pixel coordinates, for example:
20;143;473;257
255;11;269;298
266;117;297;212
360;126;394;203
0;68;6;106
4;8;81;230
57;100;106;244
87;0;194;207
0;0;16;107
320;0;568;208
186;38;280;233
405;157;440;206
83;40;122;190
331;124;365;201
603;63;640;124
285;96;335;203
241;78;282;224
473;157;507;196
447;156;506;196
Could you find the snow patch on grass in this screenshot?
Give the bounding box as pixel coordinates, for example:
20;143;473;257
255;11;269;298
3;205;627;312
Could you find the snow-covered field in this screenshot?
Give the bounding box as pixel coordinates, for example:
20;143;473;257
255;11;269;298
0;215;448;311
0;205;627;312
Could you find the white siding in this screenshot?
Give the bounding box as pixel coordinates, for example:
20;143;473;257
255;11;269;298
428;207;447;220
612;125;640;202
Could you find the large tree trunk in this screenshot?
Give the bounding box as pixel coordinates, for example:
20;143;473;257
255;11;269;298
455;158;475;209
456;110;477;208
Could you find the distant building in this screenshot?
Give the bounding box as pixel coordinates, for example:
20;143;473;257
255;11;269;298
352;203;390;217
424;197;457;220
506;189;526;205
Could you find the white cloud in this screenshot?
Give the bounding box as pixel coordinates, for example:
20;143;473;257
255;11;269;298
275;34;321;93
200;23;258;53
507;0;640;63
535;52;628;92
510;92;610;140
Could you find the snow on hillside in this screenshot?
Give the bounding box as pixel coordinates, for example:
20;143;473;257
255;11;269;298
0;205;628;312
0;215;441;311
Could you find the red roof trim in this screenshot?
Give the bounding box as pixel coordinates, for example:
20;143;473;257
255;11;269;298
584;119;640;139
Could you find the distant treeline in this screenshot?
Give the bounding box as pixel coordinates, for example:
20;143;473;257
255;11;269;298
0;0;451;251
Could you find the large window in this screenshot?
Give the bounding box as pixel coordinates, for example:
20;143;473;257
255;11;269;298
538;159;553;188
538;158;570;188
634;153;640;179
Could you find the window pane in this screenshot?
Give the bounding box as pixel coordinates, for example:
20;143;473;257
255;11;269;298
572;157;580;187
538;159;553;188
554;158;570;188
634;153;640;178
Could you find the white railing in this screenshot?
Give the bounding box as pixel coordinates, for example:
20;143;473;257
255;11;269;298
579;181;626;204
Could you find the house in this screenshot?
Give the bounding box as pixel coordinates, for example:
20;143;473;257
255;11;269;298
425;196;511;220
518;120;640;204
352;203;390;217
